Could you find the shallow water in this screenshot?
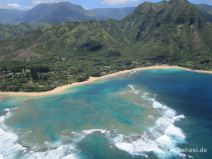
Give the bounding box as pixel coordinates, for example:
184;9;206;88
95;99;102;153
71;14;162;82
0;68;212;159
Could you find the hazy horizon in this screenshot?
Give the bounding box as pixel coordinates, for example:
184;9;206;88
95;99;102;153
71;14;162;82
0;0;211;10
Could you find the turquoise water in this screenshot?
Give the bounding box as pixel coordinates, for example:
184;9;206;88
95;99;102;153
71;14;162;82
0;68;212;159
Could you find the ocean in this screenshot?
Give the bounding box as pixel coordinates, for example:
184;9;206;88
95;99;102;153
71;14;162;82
0;68;211;159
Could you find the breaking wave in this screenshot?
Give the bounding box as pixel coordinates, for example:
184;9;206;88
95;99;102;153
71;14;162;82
0;85;186;159
0;108;78;159
110;85;186;158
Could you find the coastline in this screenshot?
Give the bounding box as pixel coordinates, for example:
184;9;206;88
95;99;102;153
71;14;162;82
0;65;212;97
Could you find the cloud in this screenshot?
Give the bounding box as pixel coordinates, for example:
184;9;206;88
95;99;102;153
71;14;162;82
102;0;131;4
102;0;143;5
0;3;21;9
32;0;66;4
33;0;137;5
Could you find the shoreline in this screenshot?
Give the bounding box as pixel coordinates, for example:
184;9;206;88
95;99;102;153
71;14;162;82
0;65;212;97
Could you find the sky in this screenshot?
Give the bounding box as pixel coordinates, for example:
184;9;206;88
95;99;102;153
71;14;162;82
0;0;211;10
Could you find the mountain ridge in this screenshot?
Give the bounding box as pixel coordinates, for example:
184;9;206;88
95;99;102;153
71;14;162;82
0;0;212;91
0;1;212;24
24;2;95;23
0;2;135;24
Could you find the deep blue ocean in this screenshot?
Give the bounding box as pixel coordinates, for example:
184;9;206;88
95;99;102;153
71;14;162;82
0;68;211;159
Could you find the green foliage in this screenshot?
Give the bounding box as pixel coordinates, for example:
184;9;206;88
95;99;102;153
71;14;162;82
79;40;104;51
0;0;212;92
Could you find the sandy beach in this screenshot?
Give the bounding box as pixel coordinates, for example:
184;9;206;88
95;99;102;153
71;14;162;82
0;65;212;97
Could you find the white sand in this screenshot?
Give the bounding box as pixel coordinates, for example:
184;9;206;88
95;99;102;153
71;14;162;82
0;65;211;97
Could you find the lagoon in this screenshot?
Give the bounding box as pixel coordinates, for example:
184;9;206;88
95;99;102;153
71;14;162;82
0;68;212;159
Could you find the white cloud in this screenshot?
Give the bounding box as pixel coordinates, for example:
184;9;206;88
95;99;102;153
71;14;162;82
32;0;66;4
33;0;135;5
103;0;131;4
0;3;21;9
102;0;142;5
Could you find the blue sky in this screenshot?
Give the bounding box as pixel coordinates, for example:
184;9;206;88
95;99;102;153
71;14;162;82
0;0;211;10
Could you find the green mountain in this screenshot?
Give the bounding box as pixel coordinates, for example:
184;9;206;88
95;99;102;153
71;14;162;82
121;0;212;65
24;2;95;23
0;2;212;24
0;0;212;92
0;2;135;24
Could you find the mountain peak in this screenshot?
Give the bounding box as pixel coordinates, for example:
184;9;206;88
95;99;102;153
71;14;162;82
25;1;94;23
128;0;201;24
168;0;191;6
124;0;204;41
34;1;83;9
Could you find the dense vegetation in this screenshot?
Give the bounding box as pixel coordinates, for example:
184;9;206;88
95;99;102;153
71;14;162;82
0;0;212;92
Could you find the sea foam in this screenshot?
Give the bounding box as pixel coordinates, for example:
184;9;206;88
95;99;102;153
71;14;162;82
111;85;187;159
0;85;186;159
82;129;108;135
0;109;112;159
0;108;79;159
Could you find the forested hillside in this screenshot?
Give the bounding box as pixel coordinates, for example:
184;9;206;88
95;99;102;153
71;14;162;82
0;0;212;92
